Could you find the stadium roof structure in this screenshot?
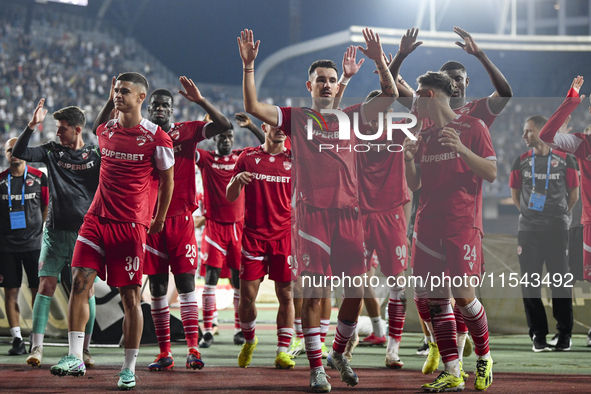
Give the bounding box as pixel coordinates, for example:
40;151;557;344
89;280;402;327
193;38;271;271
256;25;591;91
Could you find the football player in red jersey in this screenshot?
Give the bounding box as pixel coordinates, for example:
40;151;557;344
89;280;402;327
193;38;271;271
238;27;399;392
141;77;231;372
404;71;496;392
389;27;512;371
197;117;265;349
226;123;294;369
50;72;174;391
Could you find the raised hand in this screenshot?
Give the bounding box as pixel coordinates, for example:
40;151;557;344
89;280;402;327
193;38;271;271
237;29;260;67
28;98;48;129
399;28;423;57
235;112;253;128
178;76;204;104
108;76;116;101
342;45;365;78
438;127;465;153
357;28;384;62
403;134;422;161
454;26;482;57
571;75;584;93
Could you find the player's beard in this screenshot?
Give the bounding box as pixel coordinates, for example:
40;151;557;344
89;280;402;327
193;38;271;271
151;117;168;128
450;96;464;109
313;96;334;109
218;146;232;156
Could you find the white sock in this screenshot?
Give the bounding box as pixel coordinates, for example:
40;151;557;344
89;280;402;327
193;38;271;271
68;331;85;361
10;327;22;340
32;333;44;349
122;349;139;373
444;358;460;378
387;336;399;353
277;346;288;355
457;332;468;363
370;316;384;338
479;351;491;360
426;321;435;343
424;335;429;343
84;333;92;351
213;311;219;326
240;320;257;344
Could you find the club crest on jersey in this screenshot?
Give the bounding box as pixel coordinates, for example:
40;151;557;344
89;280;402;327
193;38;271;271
551;158;559;168
82;152;89;160
224;156;229;162
283;161;291;170
232;155;238;160
302;254;310;267
26;179;34;187
137;136;147;146
269;156;276;162
202;252;208;261
255;158;261;164
517;246;522;255
170;128;180;140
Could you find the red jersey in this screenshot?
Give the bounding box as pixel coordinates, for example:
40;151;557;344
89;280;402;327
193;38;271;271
196;148;245;223
357;123;410;213
233;146;291;240
415;114;496;235
539;89;591;224
421;97;499;129
276;103;365;209
166;121;209;217
90;118;174;227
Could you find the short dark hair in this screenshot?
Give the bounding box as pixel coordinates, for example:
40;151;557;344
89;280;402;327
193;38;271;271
417;72;455;97
150;89;174;106
52;106;86;128
308;60;338;78
364;89;392;111
117;72;149;92
525;115;548;130
440;61;466;74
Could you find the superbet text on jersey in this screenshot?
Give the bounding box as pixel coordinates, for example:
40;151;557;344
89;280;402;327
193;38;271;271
90;118;174;227
415;114;496;235
196;148;246;223
276;104;365;209
233;145;291;240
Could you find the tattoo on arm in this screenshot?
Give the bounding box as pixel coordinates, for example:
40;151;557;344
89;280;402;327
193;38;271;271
377;65;396;97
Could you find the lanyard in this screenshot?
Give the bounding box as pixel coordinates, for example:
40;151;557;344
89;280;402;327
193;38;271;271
531;149;551;193
7;166;27;211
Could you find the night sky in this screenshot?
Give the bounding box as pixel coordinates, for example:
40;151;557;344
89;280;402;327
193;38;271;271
9;0;591;97
86;0;502;86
